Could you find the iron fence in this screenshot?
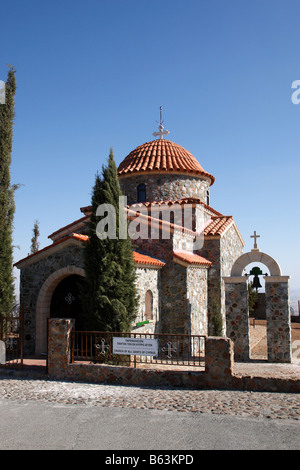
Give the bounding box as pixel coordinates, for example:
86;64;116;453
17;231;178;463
71;331;205;368
0;310;24;368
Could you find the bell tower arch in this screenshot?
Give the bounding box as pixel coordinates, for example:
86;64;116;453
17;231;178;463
223;233;292;363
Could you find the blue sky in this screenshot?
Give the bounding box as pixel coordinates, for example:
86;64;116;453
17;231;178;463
1;0;299;296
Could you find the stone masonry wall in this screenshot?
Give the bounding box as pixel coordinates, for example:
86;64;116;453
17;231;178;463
47;319;235;389
220;225;244;334
197;225;244;336
20;244;84;355
187;266;208;336
197;238;221;335
265;278;292;363
133;232;207;336
224;278;250;361
47;319;300;392
120;173;210;205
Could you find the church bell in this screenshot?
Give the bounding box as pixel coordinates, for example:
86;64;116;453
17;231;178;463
252;274;262;290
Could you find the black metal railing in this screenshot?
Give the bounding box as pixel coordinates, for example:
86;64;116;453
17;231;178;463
0;311;24;368
71;331;205;368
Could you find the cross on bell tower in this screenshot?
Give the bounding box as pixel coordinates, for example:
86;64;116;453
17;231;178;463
251;230;260;251
153;106;170;139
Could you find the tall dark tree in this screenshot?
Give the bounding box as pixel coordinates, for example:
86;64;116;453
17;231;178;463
80;148;138;331
30;220;40;254
0;66;17;314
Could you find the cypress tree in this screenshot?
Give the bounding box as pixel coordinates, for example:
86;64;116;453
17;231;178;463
0;66;17;314
30;220;40;254
80;148;138;332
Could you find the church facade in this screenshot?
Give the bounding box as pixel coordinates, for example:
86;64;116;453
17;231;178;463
15;134;244;356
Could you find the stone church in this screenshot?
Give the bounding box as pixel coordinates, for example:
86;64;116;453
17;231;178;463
15;121;246;357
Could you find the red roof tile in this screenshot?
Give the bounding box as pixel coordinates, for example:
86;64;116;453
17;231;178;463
15;232;165;269
129;197;223;217
173;251;212;267
133;252;165;267
118;139;215;185
203;216;234;236
48;215;89;240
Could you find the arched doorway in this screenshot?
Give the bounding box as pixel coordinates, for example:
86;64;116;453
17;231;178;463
50;274;85;330
35;267;85;355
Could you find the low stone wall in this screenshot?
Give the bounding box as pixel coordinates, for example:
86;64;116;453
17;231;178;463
47;319;300;392
47;319;234;389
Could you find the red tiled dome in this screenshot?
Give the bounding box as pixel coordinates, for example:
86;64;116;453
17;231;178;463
118;139;215;185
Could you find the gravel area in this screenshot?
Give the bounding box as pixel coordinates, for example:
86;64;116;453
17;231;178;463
0;377;299;422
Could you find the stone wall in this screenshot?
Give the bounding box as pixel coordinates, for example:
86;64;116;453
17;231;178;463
47;319;234;389
205;337;234;385
120;173;210;205
47;318;75;375
187;266;208;336
224;277;250;361
198;225;244;336
46;319;300;392
20;244;84;355
220;225;244;334
265;277;292;363
197;238;221;335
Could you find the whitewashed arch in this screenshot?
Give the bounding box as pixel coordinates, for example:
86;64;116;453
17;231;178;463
35;266;85;355
230;251;281;277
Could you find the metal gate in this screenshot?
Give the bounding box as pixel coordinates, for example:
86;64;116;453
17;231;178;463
0;307;24;369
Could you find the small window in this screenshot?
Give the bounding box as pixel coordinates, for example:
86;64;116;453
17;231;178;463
137;183;146;203
145;290;153;321
206;189;210;206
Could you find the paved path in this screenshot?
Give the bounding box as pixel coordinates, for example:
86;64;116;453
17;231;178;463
0;377;299;450
0;377;299;421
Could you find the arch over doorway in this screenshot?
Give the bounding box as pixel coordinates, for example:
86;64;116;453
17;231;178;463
35;266;85;355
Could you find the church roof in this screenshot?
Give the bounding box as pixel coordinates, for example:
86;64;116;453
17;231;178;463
128;197;223;217
203;216;234;236
14;232;165;269
173;251;212;267
203;215;245;245
118;139;215;185
14;233;88;268
133;251;166;268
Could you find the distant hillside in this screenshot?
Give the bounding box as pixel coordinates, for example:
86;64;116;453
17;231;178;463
290;289;300;315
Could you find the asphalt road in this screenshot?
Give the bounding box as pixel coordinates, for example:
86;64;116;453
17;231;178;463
0;398;299;451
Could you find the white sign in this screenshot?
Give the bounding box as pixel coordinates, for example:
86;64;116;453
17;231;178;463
0;340;6;364
113;337;158;356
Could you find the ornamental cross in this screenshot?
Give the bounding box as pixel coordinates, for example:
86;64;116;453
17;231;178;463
250;230;260;250
95;338;110;356
162;341;177;359
153;106;170;139
65;292;75;304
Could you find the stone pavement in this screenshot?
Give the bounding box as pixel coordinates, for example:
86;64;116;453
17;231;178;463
0;376;299;422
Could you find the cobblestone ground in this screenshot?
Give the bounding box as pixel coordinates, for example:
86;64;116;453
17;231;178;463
0;377;299;421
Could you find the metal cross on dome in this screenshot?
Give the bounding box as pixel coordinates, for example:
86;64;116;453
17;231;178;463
153;106;170;139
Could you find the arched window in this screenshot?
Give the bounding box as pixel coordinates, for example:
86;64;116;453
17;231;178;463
145;290;153;321
206;189;210;206
137;183;146;203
